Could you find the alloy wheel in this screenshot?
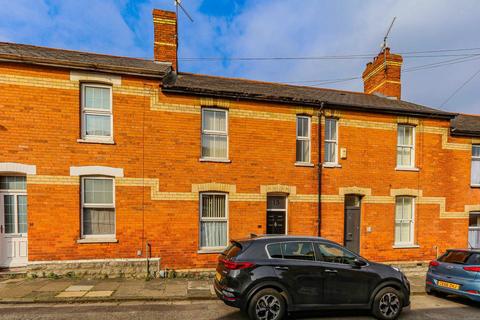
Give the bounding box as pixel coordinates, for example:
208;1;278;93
255;294;281;320
378;292;400;318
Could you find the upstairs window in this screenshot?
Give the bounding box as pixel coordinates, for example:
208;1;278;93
324;118;338;164
395;196;415;246
397;125;415;168
296;116;311;163
81;177;115;238
472;145;480;186
81;84;113;141
201;108;228;160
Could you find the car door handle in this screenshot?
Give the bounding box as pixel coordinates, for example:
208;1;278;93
325;269;338;274
274;266;289;271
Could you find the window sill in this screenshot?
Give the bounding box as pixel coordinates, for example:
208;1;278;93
471;184;480;188
323;163;341;168
197;248;225;254
295;162;315;167
199;158;231;163
77;238;118;244
392;244;420;249
395;167;420;172
77;139;115;145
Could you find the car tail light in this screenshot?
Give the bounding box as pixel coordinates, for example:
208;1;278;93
429;260;440;267
220;259;255;270
463;266;480;272
466;290;479;295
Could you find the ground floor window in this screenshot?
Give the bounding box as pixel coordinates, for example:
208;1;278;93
395;196;415;245
200;193;228;249
81;177;115;237
469;212;480;249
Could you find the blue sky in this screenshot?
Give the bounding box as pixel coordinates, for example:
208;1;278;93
1;0;479;114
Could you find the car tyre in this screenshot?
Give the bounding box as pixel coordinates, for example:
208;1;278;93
371;287;403;320
248;288;286;320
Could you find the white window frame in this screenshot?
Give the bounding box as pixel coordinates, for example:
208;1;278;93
81;83;113;142
201;108;229;161
396;125;415;169
472;145;480;187
266;194;288;235
80;176;116;239
296;116;311;164
324;118;339;165
394;196;415;246
199;192;228;251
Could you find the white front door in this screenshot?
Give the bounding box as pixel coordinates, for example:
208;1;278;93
0;193;28;267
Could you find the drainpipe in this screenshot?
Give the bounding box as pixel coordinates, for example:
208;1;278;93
317;102;325;237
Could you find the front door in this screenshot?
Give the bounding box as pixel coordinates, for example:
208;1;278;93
266;195;286;234
344;195;361;254
469;212;480;249
0;176;28;268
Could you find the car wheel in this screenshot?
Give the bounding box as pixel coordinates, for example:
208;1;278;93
248;288;286;320
371;287;403;320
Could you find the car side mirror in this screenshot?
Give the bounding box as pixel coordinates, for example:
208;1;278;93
353;258;367;267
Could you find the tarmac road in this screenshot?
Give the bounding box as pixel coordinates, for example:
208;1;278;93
0;294;478;320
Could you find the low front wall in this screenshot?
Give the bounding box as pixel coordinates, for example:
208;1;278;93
27;258;161;279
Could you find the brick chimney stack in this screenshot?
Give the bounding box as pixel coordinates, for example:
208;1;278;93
153;9;177;70
362;48;403;99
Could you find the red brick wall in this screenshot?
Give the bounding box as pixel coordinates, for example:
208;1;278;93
0;62;478;269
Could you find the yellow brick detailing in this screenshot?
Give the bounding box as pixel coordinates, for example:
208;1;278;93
154;41;176;47
390;189;423;197
397;116;419;126
367;80;401;95
200;97;230;108
363;61;403;82
153;17;176;25
324;109;342;118
422;126;471;151
27;175;79;185
260;184;297;195
116;177;195;201
473;139;480;144
0;74;77;90
466;205;480;213
339;186;371;196
339;118;396;130
192;183;236;193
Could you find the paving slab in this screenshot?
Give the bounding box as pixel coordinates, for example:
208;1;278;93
113;280;146;297
92;281;121;291
65;285;93;292
84;291;114;298
164;282;187;297
56;291;87;298
36;281;73;292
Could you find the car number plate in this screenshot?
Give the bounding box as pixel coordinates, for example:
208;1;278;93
438;281;460;290
215;271;222;281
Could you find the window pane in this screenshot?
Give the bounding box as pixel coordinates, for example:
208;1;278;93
297;117;309;137
84;179;113;204
201;194;226;218
403;198;413;219
345;195;361;207
202;110;226;132
397;147;412;167
267;243;283;259
267;196;286;210
325;119;337;140
469;213;480;227
473;146;480;157
281;242;315;261
200;221;227;247
395;222;402;243
404;126;413;145
401;222;411;243
17;195;27;233
316;243;356;264
85;114;111;136
84;86;111;110
472;159;480;185
296;139;309;162
397;126;405;145
325;141;336;162
83;208;115;235
0;176;26;190
201;134;227;159
4;195;15;234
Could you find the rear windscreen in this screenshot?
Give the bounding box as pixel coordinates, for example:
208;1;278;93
439;251;471;264
223;242;242;259
466;253;480;265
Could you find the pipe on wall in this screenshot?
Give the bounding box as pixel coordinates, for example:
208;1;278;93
317;102;325;237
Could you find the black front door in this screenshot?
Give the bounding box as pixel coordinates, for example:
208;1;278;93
344;195;361;254
266;195;286;234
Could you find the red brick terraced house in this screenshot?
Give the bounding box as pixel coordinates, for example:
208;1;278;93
0;9;479;277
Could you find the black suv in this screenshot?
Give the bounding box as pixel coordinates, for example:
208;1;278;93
214;236;410;320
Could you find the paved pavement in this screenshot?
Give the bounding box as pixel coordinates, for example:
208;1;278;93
0;276;427;304
0;295;478;319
